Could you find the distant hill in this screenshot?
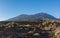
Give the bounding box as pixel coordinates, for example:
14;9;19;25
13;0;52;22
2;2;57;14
7;13;59;22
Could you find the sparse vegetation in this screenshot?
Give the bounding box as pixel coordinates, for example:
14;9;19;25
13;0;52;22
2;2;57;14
0;20;60;38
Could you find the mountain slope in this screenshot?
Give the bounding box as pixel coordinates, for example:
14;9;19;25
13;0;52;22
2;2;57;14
7;13;58;22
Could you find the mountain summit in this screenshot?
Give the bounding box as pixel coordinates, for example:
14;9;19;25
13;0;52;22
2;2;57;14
7;13;58;22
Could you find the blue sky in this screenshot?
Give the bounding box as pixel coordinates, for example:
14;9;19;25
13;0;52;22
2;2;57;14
0;0;60;21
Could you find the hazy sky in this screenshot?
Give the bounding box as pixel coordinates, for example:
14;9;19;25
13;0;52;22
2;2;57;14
0;0;60;21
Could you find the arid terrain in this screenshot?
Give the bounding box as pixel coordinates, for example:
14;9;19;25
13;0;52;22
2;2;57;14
0;20;60;38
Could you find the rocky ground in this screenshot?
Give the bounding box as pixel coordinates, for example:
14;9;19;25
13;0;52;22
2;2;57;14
0;21;60;38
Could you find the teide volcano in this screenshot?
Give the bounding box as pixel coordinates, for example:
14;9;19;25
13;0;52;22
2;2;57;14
7;13;58;22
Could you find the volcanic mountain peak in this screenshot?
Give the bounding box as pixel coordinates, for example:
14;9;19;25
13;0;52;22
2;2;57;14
7;12;58;22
